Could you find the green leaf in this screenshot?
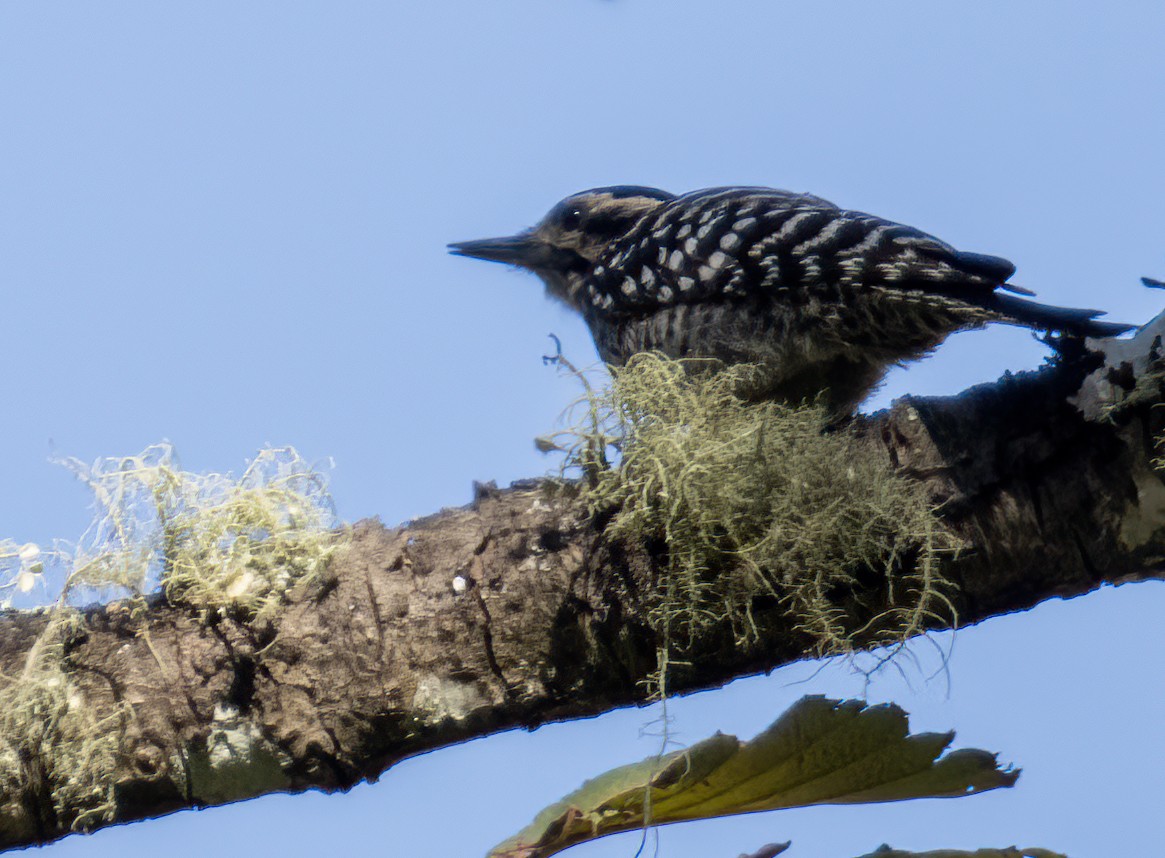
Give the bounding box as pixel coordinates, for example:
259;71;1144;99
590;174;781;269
488;696;1019;858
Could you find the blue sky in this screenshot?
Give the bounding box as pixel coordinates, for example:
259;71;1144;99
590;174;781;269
1;2;1162;856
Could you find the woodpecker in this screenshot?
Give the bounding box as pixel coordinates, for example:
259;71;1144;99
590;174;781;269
450;186;1134;413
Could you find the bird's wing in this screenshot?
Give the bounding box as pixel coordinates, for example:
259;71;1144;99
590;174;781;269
646;190;1021;300
598;189;1051;322
743;203;1132;336
700;196;1027;310
860;219;1021;290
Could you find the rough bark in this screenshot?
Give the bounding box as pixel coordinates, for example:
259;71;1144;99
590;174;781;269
1;314;1164;850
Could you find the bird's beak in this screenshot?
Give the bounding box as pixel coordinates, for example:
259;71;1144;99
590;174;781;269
448;232;546;269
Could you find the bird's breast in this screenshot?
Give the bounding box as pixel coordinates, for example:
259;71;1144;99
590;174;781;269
592;300;803;367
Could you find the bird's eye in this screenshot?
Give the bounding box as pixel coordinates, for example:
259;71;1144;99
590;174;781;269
561;209;584;231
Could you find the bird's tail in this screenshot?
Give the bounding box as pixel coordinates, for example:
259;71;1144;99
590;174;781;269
991;292;1136;338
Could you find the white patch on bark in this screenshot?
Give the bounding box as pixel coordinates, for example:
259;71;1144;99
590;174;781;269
412;676;487;724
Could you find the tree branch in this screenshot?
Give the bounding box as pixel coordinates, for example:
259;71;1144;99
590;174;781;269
2;313;1164;850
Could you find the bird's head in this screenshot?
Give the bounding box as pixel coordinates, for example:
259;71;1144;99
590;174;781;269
449;186;675;308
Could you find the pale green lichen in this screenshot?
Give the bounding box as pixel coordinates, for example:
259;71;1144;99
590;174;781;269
58;443;343;620
545;353;961;684
0;443;345;827
0;611;127;831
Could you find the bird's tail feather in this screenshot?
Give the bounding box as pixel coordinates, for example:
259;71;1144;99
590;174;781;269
991;292;1136;338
